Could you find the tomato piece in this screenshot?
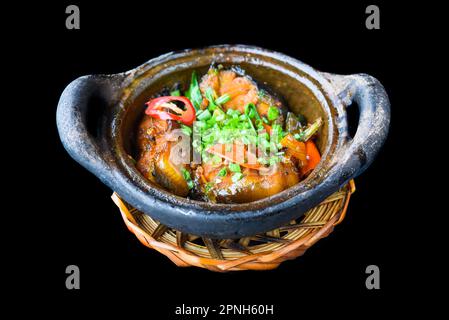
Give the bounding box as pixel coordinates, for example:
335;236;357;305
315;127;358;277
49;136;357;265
300;140;321;176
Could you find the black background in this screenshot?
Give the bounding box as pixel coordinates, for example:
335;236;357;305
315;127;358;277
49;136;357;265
8;1;432;317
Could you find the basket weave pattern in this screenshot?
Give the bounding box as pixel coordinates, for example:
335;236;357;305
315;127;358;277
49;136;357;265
112;180;355;271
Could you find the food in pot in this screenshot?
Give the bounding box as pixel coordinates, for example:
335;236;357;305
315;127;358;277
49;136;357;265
135;65;323;203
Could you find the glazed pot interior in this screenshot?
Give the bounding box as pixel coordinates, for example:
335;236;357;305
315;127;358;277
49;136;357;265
114;46;339;208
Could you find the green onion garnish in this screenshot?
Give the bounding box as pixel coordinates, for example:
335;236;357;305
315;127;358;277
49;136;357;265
267;106;279;121
181;168;194;190
180;124;192;136
228;163;241;173
204;182;213;193
191;92;293;168
218;167;227;177
269;156;281;166
244;103;260;120
213;108;226;122
271;123;284;142
215;94;230;105
232;172;244;182
296;117;323;142
185;71;202;111
226;108;240;117
205;87;220;111
197;109;212;121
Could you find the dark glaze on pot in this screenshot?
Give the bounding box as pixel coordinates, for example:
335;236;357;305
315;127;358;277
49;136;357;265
56;45;390;238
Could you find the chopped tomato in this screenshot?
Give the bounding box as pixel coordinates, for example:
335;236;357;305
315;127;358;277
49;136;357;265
300;140;321;176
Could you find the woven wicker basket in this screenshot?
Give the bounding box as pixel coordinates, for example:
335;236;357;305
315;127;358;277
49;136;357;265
112;180;355;272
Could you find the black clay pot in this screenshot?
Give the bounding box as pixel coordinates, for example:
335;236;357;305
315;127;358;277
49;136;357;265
56;45;390;239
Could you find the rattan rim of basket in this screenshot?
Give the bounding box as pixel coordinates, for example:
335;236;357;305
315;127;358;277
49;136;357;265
112;180;355;271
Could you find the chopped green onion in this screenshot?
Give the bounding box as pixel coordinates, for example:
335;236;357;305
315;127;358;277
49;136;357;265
181;168;190;180
248;108;256;118
267;106;279;121
205;87;216;101
269;156;281;166
226;108;240;117
194;120;206;129
228;163;241;173
170;89;181;96
181;168;194;190
213;109;226;122
272;123;282;132
204;182;213;193
259;132;269;141
205;87;220;111
180;124;192;136
185;71;202;111
296;117;323;142
211;155;222;165
255;119;264;130
271;123;284;142
215;94;230;105
244;103;260;120
190;88;294;167
197;109;212;121
232;172;244;183
192;139;202;152
218;167;227;177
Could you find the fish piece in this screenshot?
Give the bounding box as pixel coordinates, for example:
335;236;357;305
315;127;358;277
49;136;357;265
200;69;259;113
204;163;300;203
154;142;189;197
136;116;173;181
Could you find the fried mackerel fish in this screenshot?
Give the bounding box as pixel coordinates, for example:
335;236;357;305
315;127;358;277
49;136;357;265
136;65;323;203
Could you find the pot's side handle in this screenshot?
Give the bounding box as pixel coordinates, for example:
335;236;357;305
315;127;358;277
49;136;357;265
325;73;391;183
56;74;125;183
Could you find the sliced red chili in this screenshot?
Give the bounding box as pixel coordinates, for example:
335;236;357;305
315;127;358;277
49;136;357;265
145;96;196;126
